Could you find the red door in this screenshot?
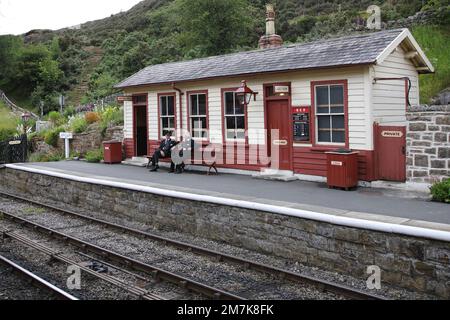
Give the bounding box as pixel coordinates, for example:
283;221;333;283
266;100;292;170
375;125;406;182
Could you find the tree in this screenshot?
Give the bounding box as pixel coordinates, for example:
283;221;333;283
176;0;259;56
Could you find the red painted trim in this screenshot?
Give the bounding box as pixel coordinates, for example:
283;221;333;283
310;80;349;149
263;82;293;171
186;90;210;143
132;93;148;157
157;92;177;139
220;87;249;145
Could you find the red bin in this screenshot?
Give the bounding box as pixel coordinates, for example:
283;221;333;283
325;150;359;190
103;141;123;164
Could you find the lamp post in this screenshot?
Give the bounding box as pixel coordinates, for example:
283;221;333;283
235;80;258;107
21;112;31;135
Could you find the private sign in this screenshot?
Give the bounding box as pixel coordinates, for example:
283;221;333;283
381;131;403;138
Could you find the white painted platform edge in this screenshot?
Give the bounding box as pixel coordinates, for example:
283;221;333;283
6;164;450;243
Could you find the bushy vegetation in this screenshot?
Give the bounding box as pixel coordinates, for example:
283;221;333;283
430;178;450;203
44;127;65;147
85;112;101;124
28;151;65;163
68;115;88;134
412;25;450;104
0;102;19;141
85;148;104;163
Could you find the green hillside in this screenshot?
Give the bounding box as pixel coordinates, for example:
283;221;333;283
0;0;448;111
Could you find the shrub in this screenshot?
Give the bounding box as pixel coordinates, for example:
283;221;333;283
85;148;104;163
0;102;19;140
69;116;88;133
44;127;64;147
28;151;64;163
48;111;64;126
63;106;76;118
85;112;101;124
100;106;124;127
430;178;450;203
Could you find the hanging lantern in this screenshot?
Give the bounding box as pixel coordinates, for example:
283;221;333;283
235;80;258;106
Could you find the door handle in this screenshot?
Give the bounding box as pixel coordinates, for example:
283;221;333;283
402;146;406;155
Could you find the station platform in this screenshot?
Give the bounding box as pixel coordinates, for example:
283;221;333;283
5;161;450;231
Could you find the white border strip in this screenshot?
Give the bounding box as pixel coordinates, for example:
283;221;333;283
5;164;450;242
0;255;79;300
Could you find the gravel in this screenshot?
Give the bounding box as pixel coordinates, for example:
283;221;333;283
0;260;56;300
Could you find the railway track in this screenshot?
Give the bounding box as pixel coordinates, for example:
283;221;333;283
0;191;386;300
0;253;78;300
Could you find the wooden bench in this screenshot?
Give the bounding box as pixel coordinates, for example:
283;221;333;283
146;148;218;175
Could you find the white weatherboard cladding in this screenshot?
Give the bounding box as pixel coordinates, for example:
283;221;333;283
148;92;158;141
373;47;419;125
130;65;372;150
123;101;133;139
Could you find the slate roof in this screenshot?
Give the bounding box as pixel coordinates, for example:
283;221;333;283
115;29;405;88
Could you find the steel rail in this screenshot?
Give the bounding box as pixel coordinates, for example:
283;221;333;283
1;228;164;300
0;253;79;300
0;210;245;300
0;191;385;300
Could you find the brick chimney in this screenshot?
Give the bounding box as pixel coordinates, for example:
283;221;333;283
258;4;283;49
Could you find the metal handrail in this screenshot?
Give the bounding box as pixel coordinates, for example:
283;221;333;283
0;89;39;119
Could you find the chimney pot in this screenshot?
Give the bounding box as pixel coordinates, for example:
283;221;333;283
259;4;283;49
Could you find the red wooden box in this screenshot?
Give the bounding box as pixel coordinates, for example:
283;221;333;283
325;151;359;190
103;141;123;164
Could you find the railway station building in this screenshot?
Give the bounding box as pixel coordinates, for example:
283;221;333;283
115;10;433;183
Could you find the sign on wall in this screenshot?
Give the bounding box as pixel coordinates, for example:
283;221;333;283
273;85;290;95
381;131;404;138
117;96;133;102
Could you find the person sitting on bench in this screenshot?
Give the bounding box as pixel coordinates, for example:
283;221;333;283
149;132;177;172
171;132;197;174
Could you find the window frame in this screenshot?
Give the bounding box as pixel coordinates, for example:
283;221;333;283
187;90;209;141
157;93;177;139
221;88;247;143
311;80;349;148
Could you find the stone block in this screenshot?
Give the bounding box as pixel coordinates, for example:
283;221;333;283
414;154;429;167
427;125;440;131
413;261;436;277
407;133;421;139
436;116;450;125
431;160;446;169
412;141;431;147
442;126;450;132
430;169;448;176
434;132;448;143
409;122;427;131
438;147;450;159
424;148;436;155
407;116;431;122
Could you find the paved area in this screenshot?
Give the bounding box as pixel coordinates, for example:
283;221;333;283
10;161;450;225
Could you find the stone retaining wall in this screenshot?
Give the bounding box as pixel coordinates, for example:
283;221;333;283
407;105;450;183
0;168;449;298
31;125;124;157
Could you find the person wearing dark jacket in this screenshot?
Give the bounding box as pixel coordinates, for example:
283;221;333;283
171;132;197;174
149;132;177;172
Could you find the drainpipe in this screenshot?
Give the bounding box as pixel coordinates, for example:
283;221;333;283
373;77;412;108
172;83;184;139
